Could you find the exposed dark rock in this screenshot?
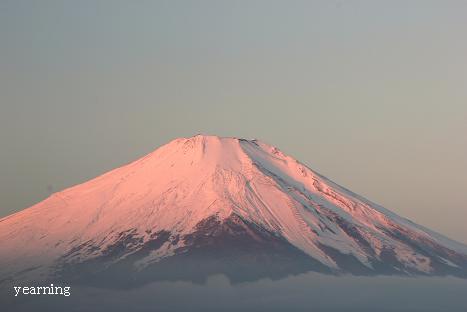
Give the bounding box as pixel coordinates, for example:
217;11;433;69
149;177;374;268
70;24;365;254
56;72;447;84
56;214;330;288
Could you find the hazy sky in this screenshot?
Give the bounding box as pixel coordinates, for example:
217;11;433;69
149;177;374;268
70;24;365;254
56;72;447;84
0;1;466;243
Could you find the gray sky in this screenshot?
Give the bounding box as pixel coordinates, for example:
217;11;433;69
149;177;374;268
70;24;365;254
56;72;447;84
0;0;466;244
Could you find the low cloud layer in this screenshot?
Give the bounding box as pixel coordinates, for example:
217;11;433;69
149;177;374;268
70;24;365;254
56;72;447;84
5;273;467;312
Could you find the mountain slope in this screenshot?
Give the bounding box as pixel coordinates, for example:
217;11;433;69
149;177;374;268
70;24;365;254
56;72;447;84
1;135;466;286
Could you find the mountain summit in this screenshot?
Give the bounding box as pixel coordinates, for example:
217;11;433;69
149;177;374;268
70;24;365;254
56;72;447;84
1;135;467;286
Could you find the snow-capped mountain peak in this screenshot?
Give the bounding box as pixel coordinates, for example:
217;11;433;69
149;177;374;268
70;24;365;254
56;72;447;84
1;135;466;286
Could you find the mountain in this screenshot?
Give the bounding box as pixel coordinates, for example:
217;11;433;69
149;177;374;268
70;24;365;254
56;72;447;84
1;135;467;287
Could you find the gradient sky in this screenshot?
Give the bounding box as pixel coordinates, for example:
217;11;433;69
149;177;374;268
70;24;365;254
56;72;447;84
0;0;466;243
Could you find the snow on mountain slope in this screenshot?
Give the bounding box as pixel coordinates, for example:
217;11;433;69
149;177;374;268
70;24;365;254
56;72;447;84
1;135;466;286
